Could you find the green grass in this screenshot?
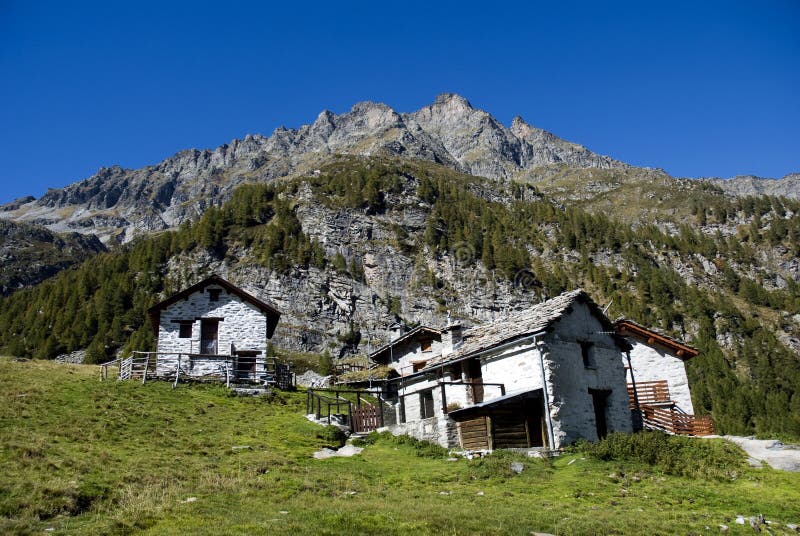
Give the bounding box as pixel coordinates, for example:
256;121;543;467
1;358;799;535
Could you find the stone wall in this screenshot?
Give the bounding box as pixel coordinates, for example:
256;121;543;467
545;302;633;446
627;341;694;413
387;412;459;448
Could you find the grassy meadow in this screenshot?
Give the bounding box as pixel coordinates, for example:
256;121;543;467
1;358;798;535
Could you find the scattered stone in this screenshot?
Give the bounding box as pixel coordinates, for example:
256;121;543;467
231;445;252;450
736;516;745;525
45;529;55;532
313;444;363;459
296;370;331;388
476;491;484;496
447;457;458;462
182;497;198;503
530;532;556;536
439;491;453;495
786;523;798;531
279;510;289;515
718;525;728;533
510;462;524;474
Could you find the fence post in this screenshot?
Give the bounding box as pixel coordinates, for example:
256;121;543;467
378;392;384;427
348;401;353;433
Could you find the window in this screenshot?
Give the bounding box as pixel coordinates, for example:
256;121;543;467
420;390;435;419
420;338;432;352
580;341;596;368
208;289;222;302
412;361;428;373
178;322;192;338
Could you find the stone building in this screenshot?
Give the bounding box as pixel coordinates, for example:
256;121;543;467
369;325;443;377
146;274;281;379
379;290;634;450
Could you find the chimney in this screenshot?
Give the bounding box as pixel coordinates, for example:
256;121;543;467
388;322;405;341
441;323;462;357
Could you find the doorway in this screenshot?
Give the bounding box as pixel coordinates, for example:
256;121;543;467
200;319;219;355
589;388;611;439
466;358;484;404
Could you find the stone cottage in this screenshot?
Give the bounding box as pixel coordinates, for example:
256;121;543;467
369;325;443;377
379;289;634;450
146;274;281;380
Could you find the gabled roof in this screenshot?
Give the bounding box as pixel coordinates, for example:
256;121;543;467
614;319;698;360
147;274;281;337
369;326;441;362
424;289;628;370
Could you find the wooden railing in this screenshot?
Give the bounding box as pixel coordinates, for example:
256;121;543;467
629;380;671;406
640;405;714;436
306;388;386;432
99;352;295;390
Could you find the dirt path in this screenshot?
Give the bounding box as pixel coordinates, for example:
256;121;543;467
717;436;800;472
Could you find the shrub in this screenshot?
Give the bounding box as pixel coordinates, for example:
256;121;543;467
315;426;347;448
581;432;746;480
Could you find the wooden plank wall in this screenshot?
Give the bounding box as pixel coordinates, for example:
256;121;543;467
458;417;490;450
490;409;530;449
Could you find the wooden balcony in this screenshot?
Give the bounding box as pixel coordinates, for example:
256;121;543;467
628;380;714;436
628;380;671;406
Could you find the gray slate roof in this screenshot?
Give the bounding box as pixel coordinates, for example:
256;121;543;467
424;289;618;370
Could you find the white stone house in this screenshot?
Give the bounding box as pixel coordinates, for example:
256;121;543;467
146;274;281;380
369;325;443;377
379;290;634;450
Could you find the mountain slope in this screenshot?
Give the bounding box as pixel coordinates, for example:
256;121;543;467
0;220;105;296
1;156;799;437
0;94;626;243
707;173;800;199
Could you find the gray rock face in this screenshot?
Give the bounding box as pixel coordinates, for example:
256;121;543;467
0;220;106;296
704;173;800;200
0;94;626;243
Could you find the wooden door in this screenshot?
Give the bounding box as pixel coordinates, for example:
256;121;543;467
200;319;219;355
466;358;484;403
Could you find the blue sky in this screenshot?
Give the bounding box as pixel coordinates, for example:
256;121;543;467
1;0;798;204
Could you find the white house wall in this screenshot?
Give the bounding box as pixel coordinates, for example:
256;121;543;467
480;343;545;399
155;288;268;377
544;304;633;445
627;341;694;414
386;338;443;376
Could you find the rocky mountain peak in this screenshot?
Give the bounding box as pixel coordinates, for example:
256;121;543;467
432;92;473;109
510;115;535;138
0;94;632;242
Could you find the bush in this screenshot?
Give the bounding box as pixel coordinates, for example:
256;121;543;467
315;425;347;448
581;432;746;480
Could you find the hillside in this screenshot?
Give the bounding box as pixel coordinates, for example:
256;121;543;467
1;358;799;535
0;220;105;296
0;156;799;438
